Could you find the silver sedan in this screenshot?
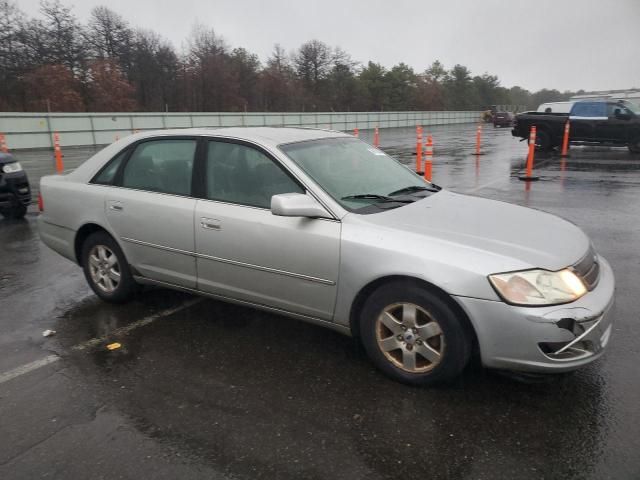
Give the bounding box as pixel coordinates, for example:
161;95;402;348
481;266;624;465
38;128;615;385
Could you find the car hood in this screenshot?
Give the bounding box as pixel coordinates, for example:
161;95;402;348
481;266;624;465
0;153;17;165
361;191;590;271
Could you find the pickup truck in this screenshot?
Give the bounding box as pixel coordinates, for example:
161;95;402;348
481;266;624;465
512;100;640;152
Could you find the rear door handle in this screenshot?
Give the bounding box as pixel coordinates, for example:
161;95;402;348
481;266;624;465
108;201;123;212
200;217;221;231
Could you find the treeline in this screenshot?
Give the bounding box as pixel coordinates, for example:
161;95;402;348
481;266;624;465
1;0;582;113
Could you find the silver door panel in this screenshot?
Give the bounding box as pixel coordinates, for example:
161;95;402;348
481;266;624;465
105;188;197;288
195;200;340;319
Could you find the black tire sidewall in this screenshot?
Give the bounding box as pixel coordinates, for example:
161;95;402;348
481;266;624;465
534;130;551;150
81;231;136;303
359;283;471;386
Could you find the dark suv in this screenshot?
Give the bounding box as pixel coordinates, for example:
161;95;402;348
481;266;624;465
493;111;514;128
0;153;31;219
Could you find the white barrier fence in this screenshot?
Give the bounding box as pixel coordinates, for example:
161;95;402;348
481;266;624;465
0;111;483;150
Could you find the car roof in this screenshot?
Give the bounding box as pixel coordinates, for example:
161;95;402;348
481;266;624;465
133;127;350;147
66;127;352;183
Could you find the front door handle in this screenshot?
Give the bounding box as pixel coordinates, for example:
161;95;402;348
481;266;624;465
108;201;123;212
200;217;221;231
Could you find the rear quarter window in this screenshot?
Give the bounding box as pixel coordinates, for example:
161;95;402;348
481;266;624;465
91;150;127;185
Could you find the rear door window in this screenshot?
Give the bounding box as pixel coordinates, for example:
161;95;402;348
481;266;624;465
121;139;197;196
571;102;606;118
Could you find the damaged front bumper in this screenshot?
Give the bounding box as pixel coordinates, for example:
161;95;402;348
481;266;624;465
456;256;615;373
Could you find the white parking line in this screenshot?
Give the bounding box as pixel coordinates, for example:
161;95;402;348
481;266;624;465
72;297;203;351
0;355;60;385
0;298;203;385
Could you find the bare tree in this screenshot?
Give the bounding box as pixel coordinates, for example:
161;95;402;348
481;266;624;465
259;44;300;111
85;6;134;73
294;39;333;109
0;0;29;109
38;0;85;71
0;0;571;112
130;29;179;111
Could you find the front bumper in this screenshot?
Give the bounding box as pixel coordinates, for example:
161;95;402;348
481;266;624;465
455;257;615;373
0;171;31;208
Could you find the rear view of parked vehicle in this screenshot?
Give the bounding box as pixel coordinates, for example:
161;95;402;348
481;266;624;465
0;153;31;219
493;111;514;128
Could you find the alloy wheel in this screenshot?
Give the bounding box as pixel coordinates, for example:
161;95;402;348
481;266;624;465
375;302;445;373
88;245;121;293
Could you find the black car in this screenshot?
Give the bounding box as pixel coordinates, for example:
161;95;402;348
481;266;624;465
493;111;514;128
0;153;31;219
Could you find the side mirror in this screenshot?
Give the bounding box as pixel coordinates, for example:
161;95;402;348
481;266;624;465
271;193;332;219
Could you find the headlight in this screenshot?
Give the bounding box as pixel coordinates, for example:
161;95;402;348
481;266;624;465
489;269;587;306
2;162;23;173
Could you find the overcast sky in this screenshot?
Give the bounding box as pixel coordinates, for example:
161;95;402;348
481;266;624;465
18;0;640;92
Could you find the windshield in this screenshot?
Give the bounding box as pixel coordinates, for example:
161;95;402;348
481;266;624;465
625;102;640;115
280;137;433;212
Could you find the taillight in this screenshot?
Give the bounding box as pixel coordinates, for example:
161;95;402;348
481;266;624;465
38;192;44;212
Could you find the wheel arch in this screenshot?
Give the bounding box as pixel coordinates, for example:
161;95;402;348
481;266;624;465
533;124;554;145
348;275;479;353
74;223;114;264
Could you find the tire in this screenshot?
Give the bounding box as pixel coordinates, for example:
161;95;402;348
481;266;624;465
81;231;137;303
531;129;551;151
359;282;472;386
628;137;640;153
0;203;27;219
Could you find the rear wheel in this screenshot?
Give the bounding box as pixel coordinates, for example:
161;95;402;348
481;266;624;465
359;282;471;385
531;129;552;151
0;203;27;219
628;137;640;153
81;231;137;303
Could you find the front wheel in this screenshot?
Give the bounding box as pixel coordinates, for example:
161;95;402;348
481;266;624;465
359;282;471;385
81;231;137;303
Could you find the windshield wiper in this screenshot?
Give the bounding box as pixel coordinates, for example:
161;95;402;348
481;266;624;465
341;193;414;203
387;185;441;196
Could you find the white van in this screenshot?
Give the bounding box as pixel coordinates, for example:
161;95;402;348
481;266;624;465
536;101;574;114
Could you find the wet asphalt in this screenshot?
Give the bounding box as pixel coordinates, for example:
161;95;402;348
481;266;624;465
1;124;639;479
